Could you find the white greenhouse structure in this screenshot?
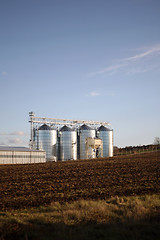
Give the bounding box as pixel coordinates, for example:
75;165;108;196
0;146;46;164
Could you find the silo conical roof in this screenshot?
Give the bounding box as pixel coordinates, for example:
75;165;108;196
60;125;72;132
38;124;52;130
79;124;93;130
98;125;111;131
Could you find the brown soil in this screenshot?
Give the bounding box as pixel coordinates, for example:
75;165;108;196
0;152;160;210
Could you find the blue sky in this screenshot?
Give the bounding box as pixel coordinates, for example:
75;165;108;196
0;0;160;147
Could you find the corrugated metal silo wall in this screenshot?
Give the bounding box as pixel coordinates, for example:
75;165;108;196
79;125;96;159
59;127;77;161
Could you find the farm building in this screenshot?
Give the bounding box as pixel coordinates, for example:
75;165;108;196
0;146;46;164
29;112;113;161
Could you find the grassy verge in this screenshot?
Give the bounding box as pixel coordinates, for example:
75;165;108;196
0;194;160;240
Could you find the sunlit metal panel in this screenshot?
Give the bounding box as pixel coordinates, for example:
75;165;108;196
59;126;77;161
79;124;96;159
36;124;57;161
97;126;113;157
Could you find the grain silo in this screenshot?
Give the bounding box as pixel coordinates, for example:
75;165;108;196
29;112;113;161
59;125;77;161
79;124;96;159
36;124;57;161
97;125;113;157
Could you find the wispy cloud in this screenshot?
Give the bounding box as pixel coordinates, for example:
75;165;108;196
0;131;28;136
8;138;23;145
121;45;160;62
89;63;127;77
2;71;8;76
0;137;26;146
89;44;160;76
11;131;28;136
90;91;100;96
0;131;28;146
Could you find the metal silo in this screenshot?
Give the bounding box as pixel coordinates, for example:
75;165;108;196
79;124;96;159
97;125;113;157
36;124;57;161
59;125;77;161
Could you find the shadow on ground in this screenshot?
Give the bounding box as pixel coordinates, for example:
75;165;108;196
1;214;160;240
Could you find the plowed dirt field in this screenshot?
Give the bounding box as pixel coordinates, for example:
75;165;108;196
0;152;160;210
